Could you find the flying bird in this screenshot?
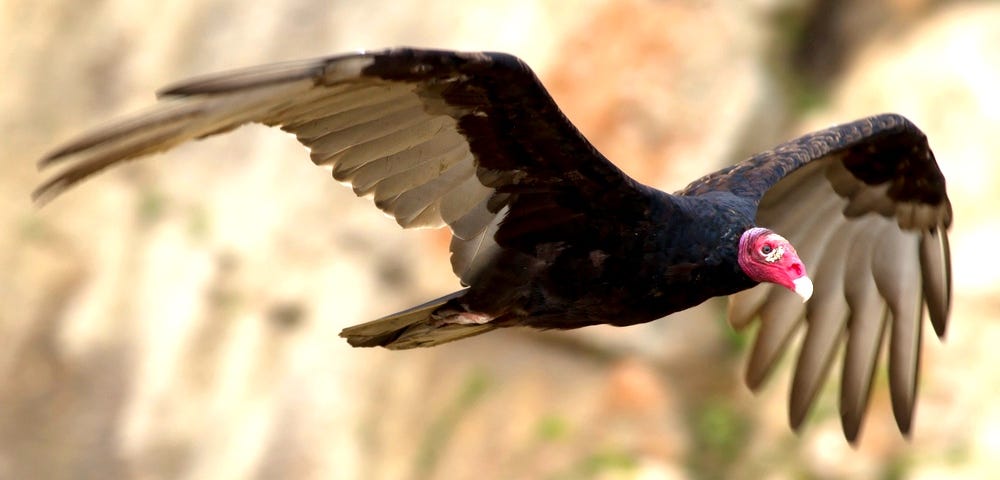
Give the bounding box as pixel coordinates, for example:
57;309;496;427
35;48;952;443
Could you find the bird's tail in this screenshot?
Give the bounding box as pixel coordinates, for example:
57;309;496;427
339;289;497;349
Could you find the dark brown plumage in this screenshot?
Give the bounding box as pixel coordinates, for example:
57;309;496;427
35;48;952;443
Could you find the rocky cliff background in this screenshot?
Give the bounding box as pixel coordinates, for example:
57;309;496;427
2;0;999;478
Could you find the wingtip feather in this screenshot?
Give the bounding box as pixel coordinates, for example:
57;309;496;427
31;178;65;206
744;291;807;390
921;228;951;338
156;57;333;97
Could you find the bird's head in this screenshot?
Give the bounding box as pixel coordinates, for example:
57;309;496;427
738;227;813;302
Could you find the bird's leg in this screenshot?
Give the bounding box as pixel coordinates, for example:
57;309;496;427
450;312;494;325
430;308;494;326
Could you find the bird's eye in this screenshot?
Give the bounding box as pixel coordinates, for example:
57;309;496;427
760;244;773;255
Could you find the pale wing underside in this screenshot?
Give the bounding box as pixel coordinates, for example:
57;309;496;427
35;55;502;285
727;156;951;442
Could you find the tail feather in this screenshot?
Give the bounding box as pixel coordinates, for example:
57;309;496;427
340;289;497;349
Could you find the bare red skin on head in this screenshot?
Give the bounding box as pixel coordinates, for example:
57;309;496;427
737;227;808;291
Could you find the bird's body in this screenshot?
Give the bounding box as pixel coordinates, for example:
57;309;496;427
450;189;758;331
35;48;952;442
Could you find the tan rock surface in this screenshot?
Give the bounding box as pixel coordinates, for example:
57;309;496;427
2;0;997;479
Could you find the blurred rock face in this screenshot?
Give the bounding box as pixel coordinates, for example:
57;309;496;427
2;0;1000;479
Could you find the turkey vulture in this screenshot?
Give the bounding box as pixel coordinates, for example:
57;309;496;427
35;48;952;443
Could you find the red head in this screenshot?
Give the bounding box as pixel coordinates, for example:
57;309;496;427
738;227;812;301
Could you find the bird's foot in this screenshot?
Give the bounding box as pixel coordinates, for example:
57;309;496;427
431;309;494;326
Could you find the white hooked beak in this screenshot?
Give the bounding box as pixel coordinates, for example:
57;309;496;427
793;276;814;302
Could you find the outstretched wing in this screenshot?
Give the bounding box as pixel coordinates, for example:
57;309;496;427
685;113;952;442
35;48;653;286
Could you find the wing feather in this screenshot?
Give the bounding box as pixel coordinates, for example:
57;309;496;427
744;289;806;389
276;84;414;128
842;183;894;218
450;208;505;285
384;157;475;227
872;231;923;435
839;222;888;442
744;186;844;388
788;219;855;430
36;48;649;288
367;144;468;203
440;176;494;231
343;134;466;189
35;81;313;202
920;229;951;336
713;114;951;440
727;286;769;331
289;96;421;140
303;105;429;154
447;195;494;241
